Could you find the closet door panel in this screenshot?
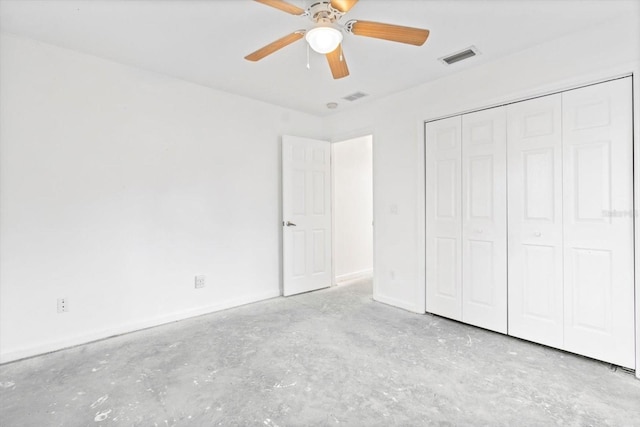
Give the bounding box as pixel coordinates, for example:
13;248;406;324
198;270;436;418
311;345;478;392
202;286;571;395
461;107;507;333
426;117;462;320
507;94;564;348
562;78;634;369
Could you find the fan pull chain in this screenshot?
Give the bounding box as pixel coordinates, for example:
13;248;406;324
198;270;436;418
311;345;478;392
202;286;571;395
340;44;343;62
306;44;310;69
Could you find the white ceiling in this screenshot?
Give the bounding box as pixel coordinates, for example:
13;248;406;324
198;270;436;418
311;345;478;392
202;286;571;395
1;0;638;116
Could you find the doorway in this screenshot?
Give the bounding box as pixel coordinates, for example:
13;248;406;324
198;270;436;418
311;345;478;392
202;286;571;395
332;135;373;285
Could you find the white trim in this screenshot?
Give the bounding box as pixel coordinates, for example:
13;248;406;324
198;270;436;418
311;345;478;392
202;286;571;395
371;132;379;303
335;269;373;285
415;114;427;314
330;141;337;286
418;63;638;124
278;136;285;296
632;69;640;379
0;289;280;364
424;74;632;125
374;293;422;314
329;127;376;145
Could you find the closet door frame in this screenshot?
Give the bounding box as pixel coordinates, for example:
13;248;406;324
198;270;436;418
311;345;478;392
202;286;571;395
631;72;640;379
423;74;639;378
634;72;640;380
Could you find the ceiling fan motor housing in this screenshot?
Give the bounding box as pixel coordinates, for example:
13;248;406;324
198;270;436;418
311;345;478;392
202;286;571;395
307;1;345;24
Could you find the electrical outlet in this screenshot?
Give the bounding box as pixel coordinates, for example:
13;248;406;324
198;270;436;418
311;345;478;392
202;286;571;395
57;298;68;313
195;275;206;289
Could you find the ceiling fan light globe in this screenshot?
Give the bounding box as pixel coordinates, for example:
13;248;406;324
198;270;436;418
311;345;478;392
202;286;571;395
305;27;343;54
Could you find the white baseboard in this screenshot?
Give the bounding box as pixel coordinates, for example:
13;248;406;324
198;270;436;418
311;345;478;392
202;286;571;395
335;269;373;285
373;293;423;314
0;289;280;364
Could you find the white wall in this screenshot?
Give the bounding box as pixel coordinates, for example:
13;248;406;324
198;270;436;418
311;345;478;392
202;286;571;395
332;135;373;283
0;34;325;362
324;14;640;317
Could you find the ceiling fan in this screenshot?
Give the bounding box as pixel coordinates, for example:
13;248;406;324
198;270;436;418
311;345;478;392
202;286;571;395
244;0;430;79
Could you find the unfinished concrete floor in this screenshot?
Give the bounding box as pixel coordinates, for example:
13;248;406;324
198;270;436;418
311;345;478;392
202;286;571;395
1;279;639;426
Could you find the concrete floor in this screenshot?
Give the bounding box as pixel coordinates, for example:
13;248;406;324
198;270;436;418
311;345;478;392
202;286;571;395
1;279;639;426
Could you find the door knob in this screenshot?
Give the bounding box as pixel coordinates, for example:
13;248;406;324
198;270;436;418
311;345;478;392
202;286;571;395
285;221;297;227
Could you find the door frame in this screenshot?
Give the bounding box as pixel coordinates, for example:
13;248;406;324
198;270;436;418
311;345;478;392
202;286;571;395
633;71;639;379
330;130;377;295
422;71;640;378
330;134;374;286
280;132;376;296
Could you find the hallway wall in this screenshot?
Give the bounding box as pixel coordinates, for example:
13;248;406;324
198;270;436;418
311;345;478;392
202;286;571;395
333;135;373;283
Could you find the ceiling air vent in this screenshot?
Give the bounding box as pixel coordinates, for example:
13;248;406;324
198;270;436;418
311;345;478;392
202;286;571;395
342;91;368;102
440;46;479;65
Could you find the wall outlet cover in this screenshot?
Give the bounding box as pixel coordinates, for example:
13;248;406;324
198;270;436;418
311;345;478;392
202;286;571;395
195;275;206;289
57;298;68;313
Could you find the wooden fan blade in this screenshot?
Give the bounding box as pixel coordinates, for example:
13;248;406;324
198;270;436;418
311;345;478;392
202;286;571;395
330;0;358;13
350;20;429;46
326;45;349;79
254;0;306;15
245;31;305;61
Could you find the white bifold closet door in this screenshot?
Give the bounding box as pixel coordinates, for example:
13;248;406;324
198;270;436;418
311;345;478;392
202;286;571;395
461;108;507;333
507;78;634;368
507;94;564;348
426;108;507;333
427;78;634;367
425;116;463;321
562;78;634;368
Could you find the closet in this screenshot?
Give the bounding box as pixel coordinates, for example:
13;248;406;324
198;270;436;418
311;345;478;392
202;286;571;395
425;77;635;369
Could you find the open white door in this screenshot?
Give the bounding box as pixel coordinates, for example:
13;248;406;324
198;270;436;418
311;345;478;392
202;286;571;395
282;135;332;296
